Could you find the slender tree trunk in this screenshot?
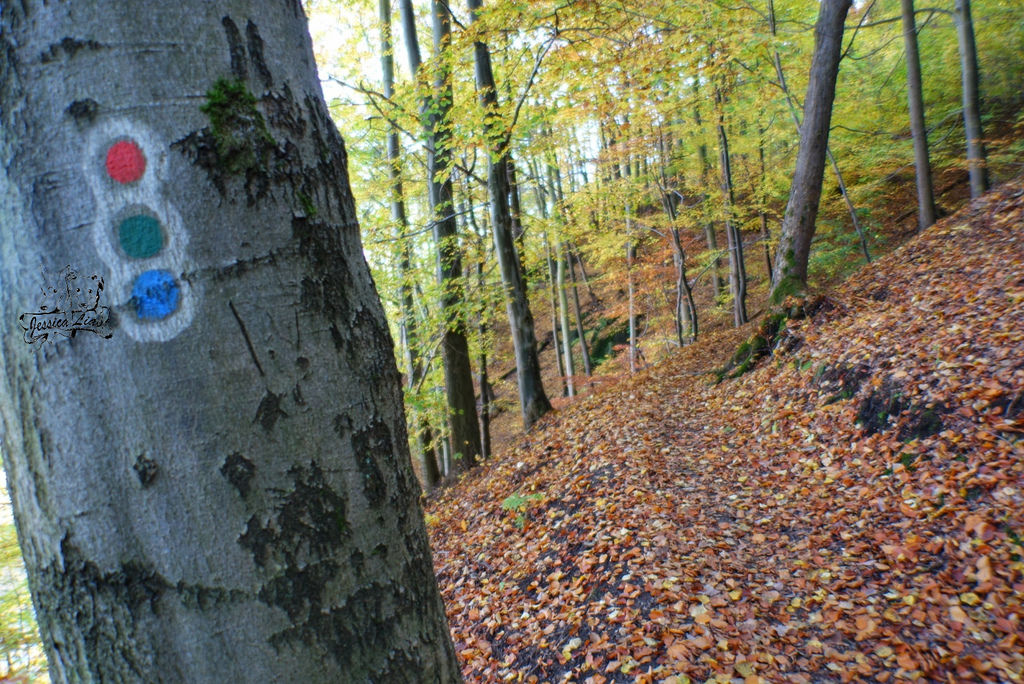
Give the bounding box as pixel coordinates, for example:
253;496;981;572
626;207;638;373
475;266;492;462
955;0;989;198
771;0;854;301
463;199;493;461
757;130;775;282
556;244;575;397
715;90;748;326
0;2;461;681
568;256;593;376
544;235;567;397
656;128;697;345
572;244;598;303
467;0;551;429
692;92;725;301
507;156;528;272
901;0;937;230
768;0;870;263
546;159;575;396
381;0;441;490
400;0;481;471
428;0;482;470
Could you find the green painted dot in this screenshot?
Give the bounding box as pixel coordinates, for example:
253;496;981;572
118;214;164;259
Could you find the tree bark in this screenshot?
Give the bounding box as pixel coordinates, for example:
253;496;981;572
467;0;551;430
692;93;725;301
771;0;853;301
381;0;441;490
567;255;592;376
715;90;748;326
556;244;575;397
0;2;461;681
768;0;870;264
543;234;567;397
901;0;937;230
428;0;482;471
955;0;989;198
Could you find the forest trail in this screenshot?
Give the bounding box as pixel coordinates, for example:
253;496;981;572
426;179;1024;683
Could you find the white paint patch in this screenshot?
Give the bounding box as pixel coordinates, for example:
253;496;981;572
82;119;197;342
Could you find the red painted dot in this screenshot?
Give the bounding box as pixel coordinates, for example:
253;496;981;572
105;140;146;184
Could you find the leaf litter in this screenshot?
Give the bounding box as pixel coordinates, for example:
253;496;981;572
426;180;1024;683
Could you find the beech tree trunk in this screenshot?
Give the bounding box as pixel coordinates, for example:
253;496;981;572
381;0;441;490
901;0;937;230
543;235;567;397
556;244;575;397
567;255;592;376
411;0;482;471
0;2;460;681
771;0;853;301
768;0;870;264
955;0;989;198
467;0;551;429
692;94;724;302
715;91;748;326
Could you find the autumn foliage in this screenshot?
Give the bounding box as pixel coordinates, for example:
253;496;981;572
425;179;1024;682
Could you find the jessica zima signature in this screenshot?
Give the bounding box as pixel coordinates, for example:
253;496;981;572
18;266;113;344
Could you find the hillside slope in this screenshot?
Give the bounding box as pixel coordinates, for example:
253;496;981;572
426;179;1024;683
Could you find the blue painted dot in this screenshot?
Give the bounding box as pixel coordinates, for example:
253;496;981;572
131;270;180;320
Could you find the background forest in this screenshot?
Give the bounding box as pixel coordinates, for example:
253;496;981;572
1;0;1023;679
307;0;1024;483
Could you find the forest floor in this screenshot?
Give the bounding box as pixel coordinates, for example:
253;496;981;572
425;178;1024;683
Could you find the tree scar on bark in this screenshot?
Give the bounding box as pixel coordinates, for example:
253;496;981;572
228;299;265;376
246;21;273;89
221;17;248;81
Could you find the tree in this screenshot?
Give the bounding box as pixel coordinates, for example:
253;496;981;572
0;2;460;681
467;0;552;429
955;0;989;198
771;0;854;301
380;0;443;489
901;0;937;230
399;0;483;472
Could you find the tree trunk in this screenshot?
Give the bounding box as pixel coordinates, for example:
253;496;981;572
626;209;638;374
568;255;592;376
955;0;989;198
556;244;575;397
543;235;567;397
715;90;748;326
768;0;871;264
0;2;461;681
506;156;529;274
901;0;937;230
692;94;724;301
546;160;575;396
757;130;775;282
474;262;492;461
381;0;441;490
771;0;853;301
463;199;493;462
467;0;551;429
428;0;482;471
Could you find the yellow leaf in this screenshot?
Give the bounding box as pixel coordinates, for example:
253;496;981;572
734;661;755;677
960;592;982;606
